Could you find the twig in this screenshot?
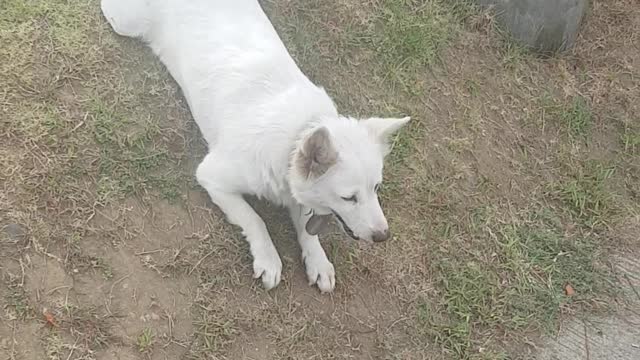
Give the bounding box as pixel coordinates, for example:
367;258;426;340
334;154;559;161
18;257;26;287
135;249;166;256
624;273;640;302
385;316;408;332
65;338;79;360
47;285;72;295
106;274;131;315
583;321;590;360
188;249;215;275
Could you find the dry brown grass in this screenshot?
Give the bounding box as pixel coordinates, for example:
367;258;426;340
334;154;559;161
1;0;639;359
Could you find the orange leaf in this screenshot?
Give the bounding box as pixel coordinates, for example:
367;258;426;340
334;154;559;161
564;283;575;296
43;309;58;327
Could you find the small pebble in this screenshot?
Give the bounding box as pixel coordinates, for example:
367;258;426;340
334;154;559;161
3;223;26;241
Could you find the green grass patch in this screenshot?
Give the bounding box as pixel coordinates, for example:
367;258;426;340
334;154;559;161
621;124;640;155
499;39;530;69
424;209;614;358
88;98;184;203
561;96;592;137
268;0;462;94
535;94;593;137
5;288;33;320
371;0;462;94
376;0;457;70
137;328;155;353
558;164;616;228
0;0;185;208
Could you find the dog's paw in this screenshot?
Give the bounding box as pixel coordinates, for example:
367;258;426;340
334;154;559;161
303;252;335;293
252;245;283;290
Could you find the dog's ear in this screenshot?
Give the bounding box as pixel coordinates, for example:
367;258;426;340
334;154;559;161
362;116;411;156
295;126;338;179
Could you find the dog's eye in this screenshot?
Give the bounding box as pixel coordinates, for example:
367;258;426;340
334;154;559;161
341;195;358;203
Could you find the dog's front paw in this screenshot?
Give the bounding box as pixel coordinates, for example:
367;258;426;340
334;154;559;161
303;251;335;293
252;244;283;290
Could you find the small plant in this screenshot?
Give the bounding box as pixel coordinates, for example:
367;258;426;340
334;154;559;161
501;40;528;68
194;307;238;353
562;96;592;136
559;164;615;227
621;126;640;154
137;328;155;353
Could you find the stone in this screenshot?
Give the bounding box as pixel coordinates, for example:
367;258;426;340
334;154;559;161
2;223;27;241
474;0;589;54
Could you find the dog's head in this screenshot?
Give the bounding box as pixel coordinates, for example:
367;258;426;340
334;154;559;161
290;116;410;242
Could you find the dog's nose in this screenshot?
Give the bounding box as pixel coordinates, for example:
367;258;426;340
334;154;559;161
372;229;390;242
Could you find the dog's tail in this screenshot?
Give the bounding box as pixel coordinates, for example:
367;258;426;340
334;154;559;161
101;0;153;39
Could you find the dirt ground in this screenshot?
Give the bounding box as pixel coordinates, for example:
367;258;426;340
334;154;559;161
1;0;639;359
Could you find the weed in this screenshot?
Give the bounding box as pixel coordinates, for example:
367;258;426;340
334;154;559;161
137;327;155;353
465;79;480;97
194;313;237;353
44;332;65;360
621;125;640;154
3;275;33;320
559;164;616;227
500;40;529;68
6;289;32;320
63;305;114;349
562;96;592;137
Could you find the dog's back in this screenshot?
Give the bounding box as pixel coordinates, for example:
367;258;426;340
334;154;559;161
102;0;336;147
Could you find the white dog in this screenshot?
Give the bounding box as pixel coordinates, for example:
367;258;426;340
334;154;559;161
101;0;410;293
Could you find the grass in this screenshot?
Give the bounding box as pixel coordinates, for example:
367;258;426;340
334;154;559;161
44;332;65;360
90;98;185;203
192;301;238;354
558;163;616;228
424;209;614;358
500;40;530;69
621;125;640;155
137;327;155;353
561;96;593;137
5;285;33;320
536;93;594;137
376;0;457;69
1;0;638;359
63;305;114;350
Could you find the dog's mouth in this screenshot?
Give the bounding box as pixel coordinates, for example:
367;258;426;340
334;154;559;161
331;211;359;240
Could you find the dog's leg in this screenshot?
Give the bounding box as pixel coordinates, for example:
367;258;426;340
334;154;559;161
196;156;282;290
288;204;335;293
101;0;152;38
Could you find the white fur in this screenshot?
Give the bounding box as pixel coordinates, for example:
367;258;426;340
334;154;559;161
101;0;410;292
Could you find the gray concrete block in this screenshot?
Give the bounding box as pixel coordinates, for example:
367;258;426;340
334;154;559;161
474;0;589;53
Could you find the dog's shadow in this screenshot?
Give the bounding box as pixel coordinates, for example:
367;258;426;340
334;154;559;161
245;195;297;253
